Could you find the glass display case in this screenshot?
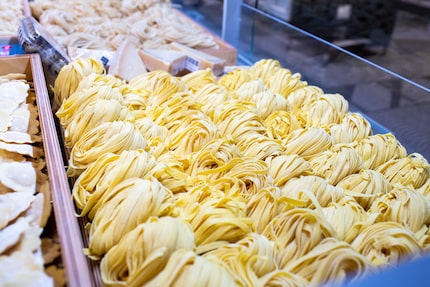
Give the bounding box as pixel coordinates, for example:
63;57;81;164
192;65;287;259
174;1;430;285
2;1;425;286
175;0;430;160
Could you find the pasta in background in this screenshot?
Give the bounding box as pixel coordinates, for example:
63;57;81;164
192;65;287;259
30;0;218;53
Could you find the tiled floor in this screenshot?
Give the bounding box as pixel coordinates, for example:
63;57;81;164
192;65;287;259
175;0;430;160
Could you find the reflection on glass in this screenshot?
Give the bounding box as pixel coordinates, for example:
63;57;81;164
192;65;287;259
176;0;430;159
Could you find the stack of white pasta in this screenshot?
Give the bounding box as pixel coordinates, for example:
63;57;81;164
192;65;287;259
0;74;58;286
0;0;24;35
54;57;430;287
29;0;218;52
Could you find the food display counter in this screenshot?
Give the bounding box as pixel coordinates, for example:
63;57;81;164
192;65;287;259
1;1;430;286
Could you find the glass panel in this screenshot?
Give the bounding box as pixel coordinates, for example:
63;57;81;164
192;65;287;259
174;0;430;159
238;5;430;159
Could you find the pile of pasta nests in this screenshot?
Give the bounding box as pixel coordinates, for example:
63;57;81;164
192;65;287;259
30;0;218;52
0;0;24;35
54;57;430;287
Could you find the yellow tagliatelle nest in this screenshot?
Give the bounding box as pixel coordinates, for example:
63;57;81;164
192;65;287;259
186;138;242;180
64;99;131;148
162;91;200;117
216;101;266;142
150;152;190;193
218;68;254;92
265;154;312;186
205;233;278;281
321;197;378;243
122;87;152;111
263;208;335;269
329;112;372;144
283;127;333;159
176;191;253;254
182;68;216;92
280;175;345;208
88;177;174;257
417;178;430;200
284;238;373;286
285;85;323;111
225;158;270;196
355;133;407;170
53;57;105;107
194;84;232;119
336;169;392;210
75;73;126;93
129;70;185;106
264;110;304;140
67;121;147;176
236;134;285;160
249;59;281;83
267;69;307;97
369;185;430;233
236;78;267;102
376;152;430;189
351;221;422;266
308;143;363;185
252;90;288;120
145;249;239;287
259;269;309;287
134;117;169;142
145;137;170;159
100;216;196;287
181;180;240;204
144;96;200;131
167;115;220;157
423;227;430;252
304;93;349;128
56;85;124;127
72;149;158;218
246;186;283;234
133;118;170;157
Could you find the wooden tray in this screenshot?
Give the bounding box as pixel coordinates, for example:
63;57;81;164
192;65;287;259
0;54;93;287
